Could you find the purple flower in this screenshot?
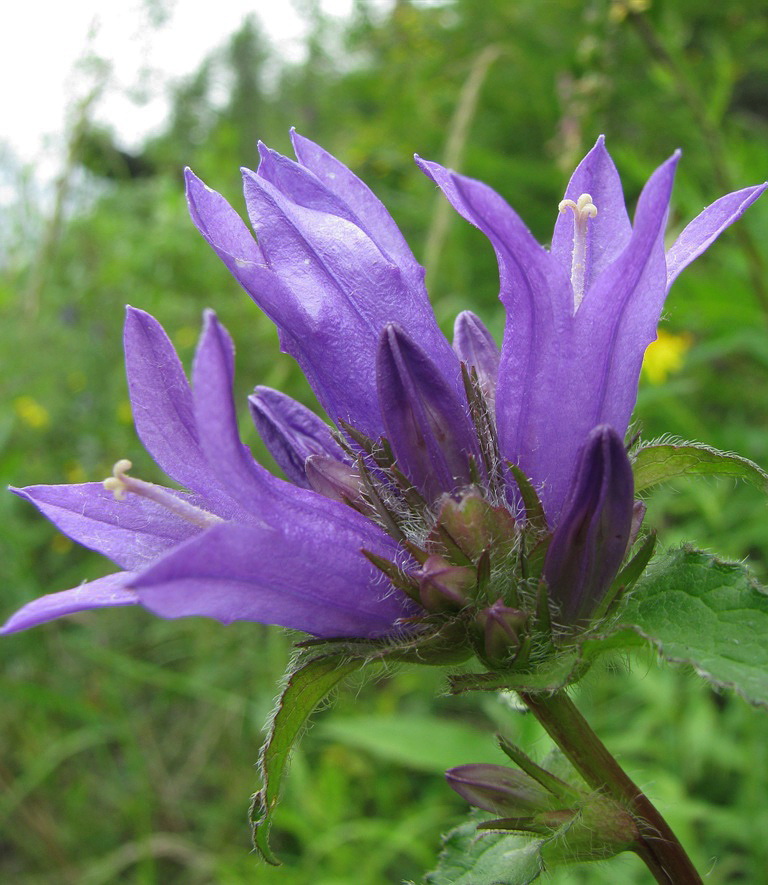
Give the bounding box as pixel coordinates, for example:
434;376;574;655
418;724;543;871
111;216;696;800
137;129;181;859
3;133;764;642
416;137;765;520
2;308;413;638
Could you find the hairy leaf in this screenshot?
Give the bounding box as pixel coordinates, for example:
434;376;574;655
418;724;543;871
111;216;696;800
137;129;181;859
618;547;768;706
632;441;768;495
251;651;363;864
424;818;544;885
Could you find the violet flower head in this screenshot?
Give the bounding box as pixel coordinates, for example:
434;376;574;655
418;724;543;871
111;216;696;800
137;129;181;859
2;308;412;639
3;132;764;654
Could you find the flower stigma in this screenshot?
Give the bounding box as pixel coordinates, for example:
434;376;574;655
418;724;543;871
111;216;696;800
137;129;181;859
103;459;223;529
558;193;598;311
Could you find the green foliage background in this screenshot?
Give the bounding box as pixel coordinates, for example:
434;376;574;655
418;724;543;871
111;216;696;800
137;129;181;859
1;1;767;881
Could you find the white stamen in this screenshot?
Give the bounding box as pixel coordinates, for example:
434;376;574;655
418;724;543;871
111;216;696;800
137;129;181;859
103;458;223;529
103;459;134;501
558;193;598;311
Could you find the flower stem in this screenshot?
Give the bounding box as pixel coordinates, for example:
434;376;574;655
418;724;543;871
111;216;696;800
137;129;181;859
518;689;702;884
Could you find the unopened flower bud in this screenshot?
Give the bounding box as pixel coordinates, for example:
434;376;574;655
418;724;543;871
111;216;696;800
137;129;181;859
544;425;634;624
305;454;363;506
433;488;516;561
417;554;474;612
452;311;500;407
376;323;480;501
476;599;529;666
446;763;554;816
248;386;344;488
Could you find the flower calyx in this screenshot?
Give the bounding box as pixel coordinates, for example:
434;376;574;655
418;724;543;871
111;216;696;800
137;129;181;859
448;738;639;864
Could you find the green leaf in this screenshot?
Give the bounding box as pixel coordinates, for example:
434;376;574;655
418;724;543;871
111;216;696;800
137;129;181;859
618;547;768;706
250;651;364;864
425;818;544;885
251;623;472;864
632;440;768;495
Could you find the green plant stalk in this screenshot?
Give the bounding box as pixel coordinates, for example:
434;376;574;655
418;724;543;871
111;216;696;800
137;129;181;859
518;690;702;884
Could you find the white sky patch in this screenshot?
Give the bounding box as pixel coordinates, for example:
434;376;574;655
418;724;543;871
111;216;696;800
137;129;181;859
1;0;362;184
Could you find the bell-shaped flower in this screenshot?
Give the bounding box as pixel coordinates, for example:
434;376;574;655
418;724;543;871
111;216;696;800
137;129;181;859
185;130;459;443
2;308;413;639
417;138;766;522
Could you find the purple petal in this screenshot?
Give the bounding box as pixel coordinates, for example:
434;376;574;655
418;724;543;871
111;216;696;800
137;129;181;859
377;324;478;501
185;167;266;264
123;307;244;517
550;136;632;293
544;426;634;623
291;129;427;292
666;182;768;288
417;160;573;510
452;310;500;404
241;165;457;438
1;572;139;635
185;168;301;328
446;764;553;815
525;154;678;521
248;386;345;488
132;518;414;638
192;310;284;518
13;483;200;570
577;153;678;429
256;141;362;227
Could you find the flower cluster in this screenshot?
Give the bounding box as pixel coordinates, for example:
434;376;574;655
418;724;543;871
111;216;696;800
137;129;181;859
3;133;764;667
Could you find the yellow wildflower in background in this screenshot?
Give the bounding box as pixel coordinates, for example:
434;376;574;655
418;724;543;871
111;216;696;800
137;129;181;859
14;396;50;430
641;329;693;384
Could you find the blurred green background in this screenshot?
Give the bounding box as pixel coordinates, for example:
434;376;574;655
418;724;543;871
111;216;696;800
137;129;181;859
2;0;767;881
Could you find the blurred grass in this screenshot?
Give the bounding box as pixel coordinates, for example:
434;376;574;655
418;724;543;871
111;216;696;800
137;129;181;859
2;0;768;882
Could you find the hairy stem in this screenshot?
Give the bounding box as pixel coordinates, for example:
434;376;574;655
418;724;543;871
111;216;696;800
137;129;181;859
518;690;702;884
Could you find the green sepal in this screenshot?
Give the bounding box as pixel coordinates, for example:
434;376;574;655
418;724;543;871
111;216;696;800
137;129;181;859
590;531;657;621
507;464;548;534
632;439;768;495
497;737;581;803
361;548;420;601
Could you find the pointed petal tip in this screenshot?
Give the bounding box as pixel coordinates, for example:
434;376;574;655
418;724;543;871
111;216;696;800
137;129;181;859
124;304;151;322
184;166;208;196
414;155;440;179
201;307;219;328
